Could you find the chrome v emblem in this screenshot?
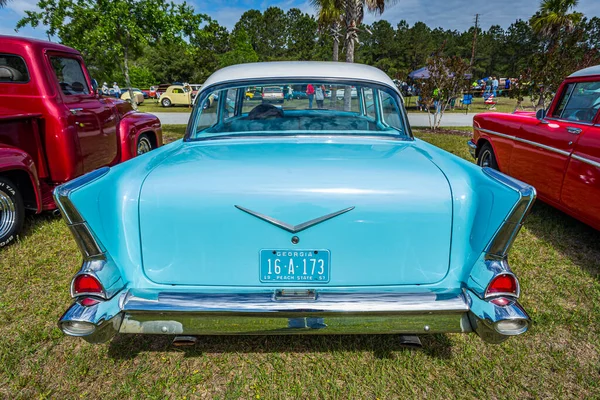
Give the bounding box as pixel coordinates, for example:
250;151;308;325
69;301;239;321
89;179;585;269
234;205;355;233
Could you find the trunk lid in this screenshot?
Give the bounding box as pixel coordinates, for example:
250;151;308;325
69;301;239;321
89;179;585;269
139;139;452;287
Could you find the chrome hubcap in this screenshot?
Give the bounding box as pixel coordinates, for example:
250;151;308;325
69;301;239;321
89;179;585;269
0;188;16;238
137;137;152;155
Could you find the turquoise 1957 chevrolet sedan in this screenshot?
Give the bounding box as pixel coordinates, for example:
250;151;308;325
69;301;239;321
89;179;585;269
55;61;535;345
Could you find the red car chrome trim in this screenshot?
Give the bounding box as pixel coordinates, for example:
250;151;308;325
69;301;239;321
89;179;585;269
572;153;600;169
476;127;571;157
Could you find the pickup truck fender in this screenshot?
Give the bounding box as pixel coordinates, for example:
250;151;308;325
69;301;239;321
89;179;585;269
118;112;163;162
0;145;42;213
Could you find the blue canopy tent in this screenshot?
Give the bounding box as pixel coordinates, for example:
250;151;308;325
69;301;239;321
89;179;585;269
408;67;430;79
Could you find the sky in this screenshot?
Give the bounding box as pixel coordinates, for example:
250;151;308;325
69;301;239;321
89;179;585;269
1;0;599;39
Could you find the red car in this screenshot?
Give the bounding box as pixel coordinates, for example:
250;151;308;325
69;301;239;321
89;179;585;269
469;65;600;230
0;35;162;247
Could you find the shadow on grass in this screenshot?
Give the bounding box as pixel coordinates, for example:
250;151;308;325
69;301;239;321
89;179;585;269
524;202;600;278
14;211;62;242
107;333;453;360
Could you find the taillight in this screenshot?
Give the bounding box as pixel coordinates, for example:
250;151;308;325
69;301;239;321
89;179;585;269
485;274;519;298
73;274;103;295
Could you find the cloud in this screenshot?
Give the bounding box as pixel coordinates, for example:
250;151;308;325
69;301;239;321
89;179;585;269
6;0;39;16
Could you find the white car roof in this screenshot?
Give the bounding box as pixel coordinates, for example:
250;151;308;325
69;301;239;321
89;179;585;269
201;61;398;93
569;65;600;78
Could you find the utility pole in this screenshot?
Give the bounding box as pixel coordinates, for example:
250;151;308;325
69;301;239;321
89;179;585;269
470;14;480;70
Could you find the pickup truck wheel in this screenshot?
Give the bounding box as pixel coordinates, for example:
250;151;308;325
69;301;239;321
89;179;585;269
478;143;499;170
161;98;171;107
0;177;25;248
137;134;153;155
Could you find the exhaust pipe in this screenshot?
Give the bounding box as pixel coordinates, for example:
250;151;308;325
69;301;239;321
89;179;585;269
398;335;422;348
172;336;198;347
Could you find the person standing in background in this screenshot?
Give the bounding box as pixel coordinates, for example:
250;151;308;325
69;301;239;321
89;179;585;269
287;85;293;101
492;76;499;98
113;82;120;98
306;83;315;109
315;84;325;109
101;82;109;95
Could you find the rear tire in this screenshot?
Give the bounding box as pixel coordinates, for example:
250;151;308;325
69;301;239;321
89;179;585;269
137;134;154;156
0;177;25;248
477;142;499;170
161;98;171;107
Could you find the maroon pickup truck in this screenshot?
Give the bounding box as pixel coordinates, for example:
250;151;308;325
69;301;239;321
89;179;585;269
0;36;163;247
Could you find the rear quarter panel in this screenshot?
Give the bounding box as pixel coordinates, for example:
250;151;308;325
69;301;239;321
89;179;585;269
413;139;525;284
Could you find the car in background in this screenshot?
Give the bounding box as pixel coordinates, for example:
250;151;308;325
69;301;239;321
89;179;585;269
120;88;145;104
469;65;600;230
160;85;193;107
336;87;358;100
262;86;284;103
292;90;307;99
156;83;171;97
56;61;533;346
245;88;262;100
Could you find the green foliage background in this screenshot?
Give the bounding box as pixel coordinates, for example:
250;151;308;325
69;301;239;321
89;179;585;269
15;0;600;90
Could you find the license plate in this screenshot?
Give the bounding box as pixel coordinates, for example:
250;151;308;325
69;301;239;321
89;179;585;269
259;249;330;283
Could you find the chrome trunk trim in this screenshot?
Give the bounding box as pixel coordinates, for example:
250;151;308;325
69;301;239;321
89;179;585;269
234;205;355;233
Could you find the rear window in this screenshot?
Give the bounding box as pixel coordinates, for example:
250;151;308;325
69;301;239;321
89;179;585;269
0;54;29;83
192;80;409;140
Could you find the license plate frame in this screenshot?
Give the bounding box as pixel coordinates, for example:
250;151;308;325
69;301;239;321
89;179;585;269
259;249;330;283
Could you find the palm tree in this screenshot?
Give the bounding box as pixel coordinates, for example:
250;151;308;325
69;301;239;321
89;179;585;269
530;0;583;48
311;0;343;62
341;0;387;63
0;0;9;8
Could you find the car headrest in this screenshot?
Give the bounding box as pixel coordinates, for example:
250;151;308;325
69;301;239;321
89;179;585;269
0;66;24;82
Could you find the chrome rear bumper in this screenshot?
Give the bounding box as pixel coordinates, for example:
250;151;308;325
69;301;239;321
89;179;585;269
59;289;530;344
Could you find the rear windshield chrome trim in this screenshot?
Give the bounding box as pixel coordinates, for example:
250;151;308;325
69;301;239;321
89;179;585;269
189;133;414;143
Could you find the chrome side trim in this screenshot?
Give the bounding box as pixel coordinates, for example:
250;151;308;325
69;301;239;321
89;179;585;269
476;127;571;157
572;153;600;169
482;168;536;258
235;205;355;233
476;127;515;140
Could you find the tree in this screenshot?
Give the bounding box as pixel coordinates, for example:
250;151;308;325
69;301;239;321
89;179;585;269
311;0;344;61
530;0;583;48
286;8;318;60
0;0;9;8
16;0;202;109
420;49;470;130
219;29;259;68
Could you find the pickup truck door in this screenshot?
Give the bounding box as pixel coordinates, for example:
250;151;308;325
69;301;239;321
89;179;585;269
557;80;600;228
48;54;118;172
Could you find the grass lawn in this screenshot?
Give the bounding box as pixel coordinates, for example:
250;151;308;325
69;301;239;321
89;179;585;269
1;125;599;398
137;101;194;113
